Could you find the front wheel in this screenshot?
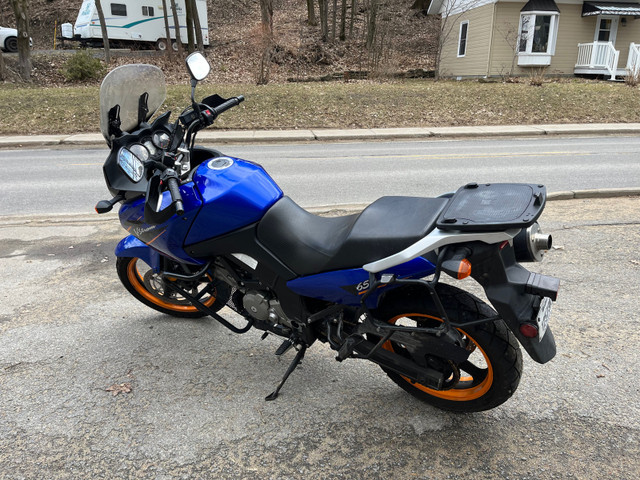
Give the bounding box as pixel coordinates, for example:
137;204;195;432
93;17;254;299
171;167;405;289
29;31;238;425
116;256;230;318
371;284;523;412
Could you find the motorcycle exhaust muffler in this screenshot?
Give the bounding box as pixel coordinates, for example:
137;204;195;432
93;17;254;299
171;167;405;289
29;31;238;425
514;223;552;262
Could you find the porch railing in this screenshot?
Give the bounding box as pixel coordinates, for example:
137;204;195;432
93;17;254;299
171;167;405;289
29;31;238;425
627;42;640;76
576;41;619;79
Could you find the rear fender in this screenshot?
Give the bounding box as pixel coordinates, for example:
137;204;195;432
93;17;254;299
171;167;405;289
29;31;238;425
469;242;558;364
115;235;161;272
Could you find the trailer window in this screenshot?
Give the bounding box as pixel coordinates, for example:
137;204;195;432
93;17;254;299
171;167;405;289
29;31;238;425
142;6;155;17
111;3;127;16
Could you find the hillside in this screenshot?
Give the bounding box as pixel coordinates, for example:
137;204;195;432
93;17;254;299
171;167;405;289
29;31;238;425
0;0;438;84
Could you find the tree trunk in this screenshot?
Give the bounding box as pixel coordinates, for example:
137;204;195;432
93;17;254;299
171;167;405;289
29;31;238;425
94;0;110;64
161;0;173;57
331;0;337;41
366;0;379;50
190;0;204;51
339;0;347;41
170;0;183;54
0;48;5;81
306;0;317;26
185;0;195;53
9;0;31;81
349;0;356;38
318;0;328;42
257;0;274;85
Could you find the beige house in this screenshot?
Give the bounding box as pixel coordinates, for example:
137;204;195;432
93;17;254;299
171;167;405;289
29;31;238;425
429;0;640;79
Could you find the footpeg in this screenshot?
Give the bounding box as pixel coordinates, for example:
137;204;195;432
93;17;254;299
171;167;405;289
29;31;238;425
275;339;293;356
336;335;364;362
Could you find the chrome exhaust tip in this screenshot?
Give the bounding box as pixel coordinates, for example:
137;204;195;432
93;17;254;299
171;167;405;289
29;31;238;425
514;223;552;262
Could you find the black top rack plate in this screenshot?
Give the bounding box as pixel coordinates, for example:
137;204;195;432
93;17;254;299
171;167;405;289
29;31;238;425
436;183;546;231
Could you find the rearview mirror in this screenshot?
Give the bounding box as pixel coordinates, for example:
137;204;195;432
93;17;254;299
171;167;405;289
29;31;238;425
186;52;211;82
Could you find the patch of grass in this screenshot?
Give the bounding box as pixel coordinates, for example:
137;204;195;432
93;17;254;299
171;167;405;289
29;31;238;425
2;79;640;136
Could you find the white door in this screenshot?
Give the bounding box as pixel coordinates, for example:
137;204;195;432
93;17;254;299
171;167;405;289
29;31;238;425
593;15;619;65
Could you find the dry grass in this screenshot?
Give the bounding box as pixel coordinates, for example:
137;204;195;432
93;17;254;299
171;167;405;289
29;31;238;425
2;78;640;135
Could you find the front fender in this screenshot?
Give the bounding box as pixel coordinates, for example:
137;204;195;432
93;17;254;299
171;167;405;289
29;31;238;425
115;235;161;272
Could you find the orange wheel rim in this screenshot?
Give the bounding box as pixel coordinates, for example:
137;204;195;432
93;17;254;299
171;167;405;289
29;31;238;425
383;313;493;402
127;258;216;312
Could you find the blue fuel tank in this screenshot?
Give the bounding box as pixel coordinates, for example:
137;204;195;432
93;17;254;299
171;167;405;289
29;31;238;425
185;157;283;245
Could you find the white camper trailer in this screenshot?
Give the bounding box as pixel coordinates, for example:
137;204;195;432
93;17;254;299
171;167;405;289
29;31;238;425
73;0;209;50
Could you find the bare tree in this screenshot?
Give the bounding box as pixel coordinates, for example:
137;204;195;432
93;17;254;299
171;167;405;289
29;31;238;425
495;21;521;79
318;0;329;42
349;0;356;37
365;0;379;50
339;0;347;41
170;0;183;54
331;0;337;41
0;48;5;81
184;0;195;53
257;0;274;85
8;0;31;81
161;0;173;57
306;0;317;26
189;0;204;51
94;0;110;64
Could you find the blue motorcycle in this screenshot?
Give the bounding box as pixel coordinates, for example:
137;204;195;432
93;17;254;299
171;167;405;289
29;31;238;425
96;53;560;412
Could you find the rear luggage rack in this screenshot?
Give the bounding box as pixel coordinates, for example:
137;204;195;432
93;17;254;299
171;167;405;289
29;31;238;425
437;183;546;232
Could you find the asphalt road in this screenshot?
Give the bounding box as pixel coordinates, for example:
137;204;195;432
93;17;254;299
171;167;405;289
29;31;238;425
1;135;640;216
1;196;639;478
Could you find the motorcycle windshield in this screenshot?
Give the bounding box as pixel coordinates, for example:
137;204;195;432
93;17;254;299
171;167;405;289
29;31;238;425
99;64;166;142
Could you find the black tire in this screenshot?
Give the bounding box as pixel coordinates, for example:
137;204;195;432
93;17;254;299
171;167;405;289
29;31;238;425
116;256;230;319
5;37;18;53
371;284;523;412
155;38;168;51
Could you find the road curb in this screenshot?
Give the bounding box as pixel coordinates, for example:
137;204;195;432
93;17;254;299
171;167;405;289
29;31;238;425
3;123;640;148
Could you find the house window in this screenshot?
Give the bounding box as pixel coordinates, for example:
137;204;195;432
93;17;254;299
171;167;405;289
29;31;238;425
458;21;469;57
518;13;558;54
142;6;155;17
111;3;127;16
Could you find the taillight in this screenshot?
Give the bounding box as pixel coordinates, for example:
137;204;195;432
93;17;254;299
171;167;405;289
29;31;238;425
519;323;539;338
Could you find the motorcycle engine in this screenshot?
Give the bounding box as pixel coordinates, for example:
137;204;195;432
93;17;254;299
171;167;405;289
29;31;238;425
242;291;290;327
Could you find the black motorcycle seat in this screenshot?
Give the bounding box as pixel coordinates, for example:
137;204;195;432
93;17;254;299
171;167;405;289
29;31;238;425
257;195;449;276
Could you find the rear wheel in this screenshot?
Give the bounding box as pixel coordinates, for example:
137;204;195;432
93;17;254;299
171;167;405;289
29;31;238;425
5;37;18;53
371;284;522;412
116;256;230;318
155;38;168;51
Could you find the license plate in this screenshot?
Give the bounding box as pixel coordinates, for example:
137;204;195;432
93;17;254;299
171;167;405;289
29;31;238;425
536;297;552;341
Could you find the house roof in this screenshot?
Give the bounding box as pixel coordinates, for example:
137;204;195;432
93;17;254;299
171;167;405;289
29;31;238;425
582;1;640;15
521;0;561;11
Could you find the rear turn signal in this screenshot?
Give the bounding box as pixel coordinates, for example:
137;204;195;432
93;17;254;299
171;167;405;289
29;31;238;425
457;259;472;279
442;252;472;280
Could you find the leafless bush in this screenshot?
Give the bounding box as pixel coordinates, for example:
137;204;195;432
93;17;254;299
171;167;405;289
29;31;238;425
625;67;640;87
529;67;547;87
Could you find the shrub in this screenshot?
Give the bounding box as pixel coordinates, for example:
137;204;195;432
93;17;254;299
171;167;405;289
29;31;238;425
62;50;106;82
625;68;640;87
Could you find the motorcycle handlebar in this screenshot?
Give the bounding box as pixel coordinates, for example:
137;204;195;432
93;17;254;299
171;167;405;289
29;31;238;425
165;176;184;216
211;95;245;118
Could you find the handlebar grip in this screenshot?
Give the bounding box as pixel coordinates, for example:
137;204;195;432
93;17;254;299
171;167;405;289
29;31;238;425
212;95;245;117
166;176;184;215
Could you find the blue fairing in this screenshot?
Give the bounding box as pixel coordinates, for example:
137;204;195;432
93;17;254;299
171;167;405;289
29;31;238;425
118;180;204;265
287;257;437;307
115;235;161;271
186;157;283;245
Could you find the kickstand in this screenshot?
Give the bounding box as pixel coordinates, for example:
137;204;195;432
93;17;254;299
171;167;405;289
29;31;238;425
265;345;307;401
